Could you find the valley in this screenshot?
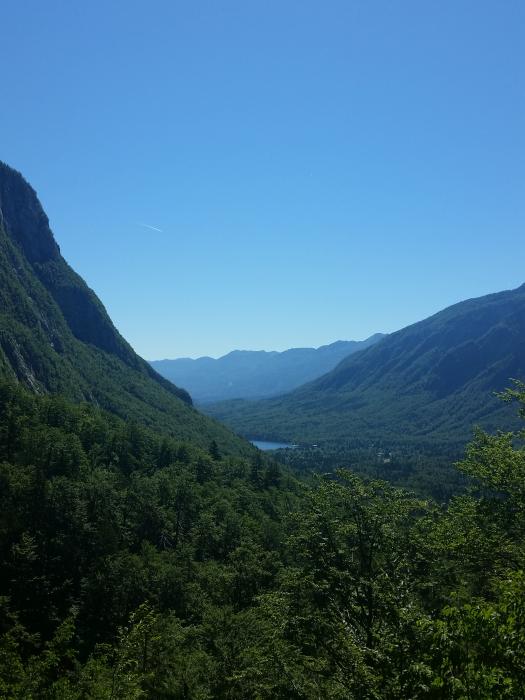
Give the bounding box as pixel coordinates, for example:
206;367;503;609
2;1;524;694
150;335;384;404
205;284;525;450
1;86;524;699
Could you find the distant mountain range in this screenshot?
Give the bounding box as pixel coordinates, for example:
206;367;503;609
150;335;384;404
0;161;250;454
206;285;525;448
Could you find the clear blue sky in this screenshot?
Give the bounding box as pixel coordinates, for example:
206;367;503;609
1;1;524;359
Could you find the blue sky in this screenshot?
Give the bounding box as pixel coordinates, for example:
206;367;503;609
1;1;524;359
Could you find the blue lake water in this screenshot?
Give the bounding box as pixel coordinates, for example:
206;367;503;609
251;440;296;451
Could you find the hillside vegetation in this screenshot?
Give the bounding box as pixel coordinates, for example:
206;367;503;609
206;284;525;448
2;379;525;697
2;162;525;697
0;162;249;454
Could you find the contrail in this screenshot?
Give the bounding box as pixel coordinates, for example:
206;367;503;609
137;222;163;233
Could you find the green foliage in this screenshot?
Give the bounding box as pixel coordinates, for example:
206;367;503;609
205;285;525;450
0;381;298;697
422;572;525;698
0;170;251;455
272;440;468;501
2;380;525;696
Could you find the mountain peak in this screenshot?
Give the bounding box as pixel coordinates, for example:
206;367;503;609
0;161;60;264
0;164;242;442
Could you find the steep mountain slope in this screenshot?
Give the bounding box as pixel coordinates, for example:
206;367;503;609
0;161;250;453
150;335;383;403
206;285;525;447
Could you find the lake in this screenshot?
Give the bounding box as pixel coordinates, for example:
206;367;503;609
250;440;296;451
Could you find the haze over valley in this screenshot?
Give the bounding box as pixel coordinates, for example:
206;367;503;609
1;1;524;696
150;334;384;403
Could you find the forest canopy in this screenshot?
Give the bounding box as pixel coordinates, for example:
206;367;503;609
1;380;525;697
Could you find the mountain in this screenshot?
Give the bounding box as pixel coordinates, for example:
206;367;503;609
0;161;250;453
150;335;384;404
206;285;525;448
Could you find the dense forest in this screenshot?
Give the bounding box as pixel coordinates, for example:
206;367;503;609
273;440;469;502
1;378;525;698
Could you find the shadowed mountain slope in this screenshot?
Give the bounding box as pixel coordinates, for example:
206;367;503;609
0;161;250;453
206;285;525;448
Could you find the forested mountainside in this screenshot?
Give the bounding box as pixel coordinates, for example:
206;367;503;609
150;335;383;404
2;378;525;697
206;284;525;448
0;162;249;453
2;161;525;698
